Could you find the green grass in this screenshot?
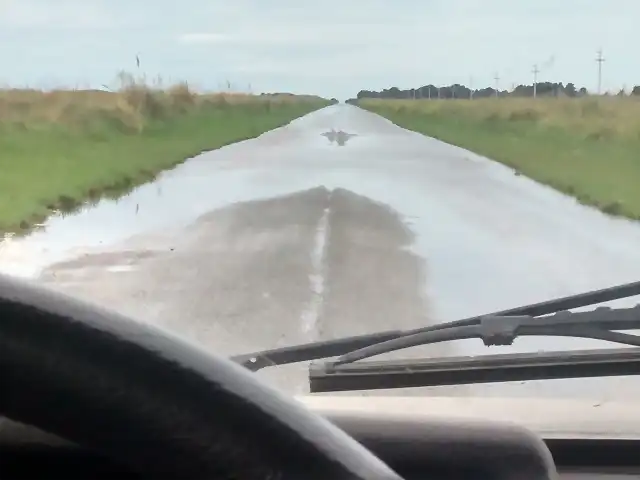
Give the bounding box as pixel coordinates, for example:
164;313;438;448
358;97;640;220
0;82;329;234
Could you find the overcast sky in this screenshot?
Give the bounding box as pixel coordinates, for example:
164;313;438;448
0;0;637;99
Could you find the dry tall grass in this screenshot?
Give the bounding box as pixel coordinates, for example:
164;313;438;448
362;96;640;141
0;71;324;134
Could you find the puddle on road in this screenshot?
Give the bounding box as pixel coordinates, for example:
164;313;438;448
321;129;356;146
0;113;366;278
0;142;367;278
0;152;316;278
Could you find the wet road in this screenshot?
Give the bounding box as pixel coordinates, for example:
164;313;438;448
3;103;640;398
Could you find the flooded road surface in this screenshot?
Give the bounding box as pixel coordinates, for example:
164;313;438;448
3;103;640;399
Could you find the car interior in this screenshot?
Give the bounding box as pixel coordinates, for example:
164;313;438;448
3;406;640;479
2;274;640;480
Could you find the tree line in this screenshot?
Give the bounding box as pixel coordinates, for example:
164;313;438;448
347;82;640;103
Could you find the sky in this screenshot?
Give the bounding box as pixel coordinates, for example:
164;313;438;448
0;0;638;99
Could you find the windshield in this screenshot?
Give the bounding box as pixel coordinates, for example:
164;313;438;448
1;1;640;401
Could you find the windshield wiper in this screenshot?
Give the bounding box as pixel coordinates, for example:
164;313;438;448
331;305;640;366
309;347;640;392
309;305;640;392
231;280;640;372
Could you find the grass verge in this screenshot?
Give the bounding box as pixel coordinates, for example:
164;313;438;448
0;73;331;235
357;97;640;221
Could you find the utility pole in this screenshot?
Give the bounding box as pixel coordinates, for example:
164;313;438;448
469;76;474;99
596;48;605;95
532;64;539;98
494;72;500;97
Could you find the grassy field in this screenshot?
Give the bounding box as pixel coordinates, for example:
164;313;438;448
0;72;331;234
358;97;640;220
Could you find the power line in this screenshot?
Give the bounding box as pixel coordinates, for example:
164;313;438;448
596;48;605;95
532;64;540;98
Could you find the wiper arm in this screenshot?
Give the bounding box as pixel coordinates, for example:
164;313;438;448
231;330;405;371
231;280;640;371
332;305;640;366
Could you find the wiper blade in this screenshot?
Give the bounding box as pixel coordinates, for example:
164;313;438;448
309;347;640;392
231;280;640;371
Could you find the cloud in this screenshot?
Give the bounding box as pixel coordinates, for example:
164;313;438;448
0;0;116;29
177;25;386;48
0;0;639;98
178;33;231;45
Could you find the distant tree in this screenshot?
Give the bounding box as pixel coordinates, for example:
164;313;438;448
352;80;594;101
631;86;640;96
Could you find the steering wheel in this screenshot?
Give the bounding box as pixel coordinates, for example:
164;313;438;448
0;273;401;480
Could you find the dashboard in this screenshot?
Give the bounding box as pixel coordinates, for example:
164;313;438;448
2;414;640;479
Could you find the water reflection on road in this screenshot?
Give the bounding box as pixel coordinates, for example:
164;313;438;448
322;129;357;146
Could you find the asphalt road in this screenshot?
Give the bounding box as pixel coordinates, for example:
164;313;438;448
3;104;640;398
